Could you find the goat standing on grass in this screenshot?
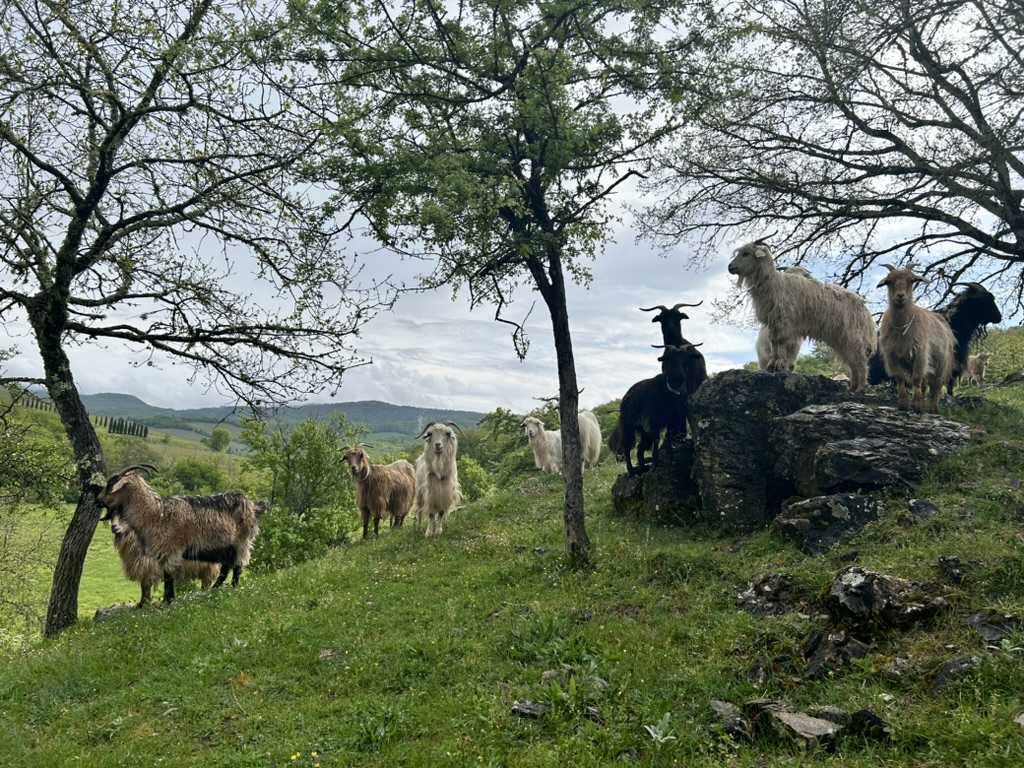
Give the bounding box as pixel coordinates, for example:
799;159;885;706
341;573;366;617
343;445;416;539
578;410;602;470
413;422;463;537
962;352;993;387
522;416;563;474
877;266;956;413
729;241;875;391
92;465;264;604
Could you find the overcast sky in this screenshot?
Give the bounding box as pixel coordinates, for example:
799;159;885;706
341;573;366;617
3;225;764;414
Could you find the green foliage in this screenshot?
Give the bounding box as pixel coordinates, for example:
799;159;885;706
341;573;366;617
168;458;229;495
457;456;494;503
205;426;231;452
242;415;364;571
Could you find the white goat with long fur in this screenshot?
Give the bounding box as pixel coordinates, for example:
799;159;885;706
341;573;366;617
522;416;562;474
877;266;956;413
578;410;602;470
755;266;813;371
730;241;876;391
413;422;463;537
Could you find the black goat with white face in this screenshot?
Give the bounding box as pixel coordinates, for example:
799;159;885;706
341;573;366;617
609;342;707;475
639;301;703;348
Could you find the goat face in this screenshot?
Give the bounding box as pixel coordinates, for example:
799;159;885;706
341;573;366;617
419;423;458;456
728;241;772;277
878;267;925;309
963;284;1003;325
343;448;370;480
91;466;153;519
521;417;544;441
658;347;688;394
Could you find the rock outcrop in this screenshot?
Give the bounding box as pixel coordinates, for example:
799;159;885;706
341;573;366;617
827;566;949;632
771;403;973;497
774;494;881;555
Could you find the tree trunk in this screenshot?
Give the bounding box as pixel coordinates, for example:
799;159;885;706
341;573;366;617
31;319;106;637
541;254;591;567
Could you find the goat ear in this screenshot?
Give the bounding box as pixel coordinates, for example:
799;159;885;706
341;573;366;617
876;274;891;288
911;273;927;284
108;476;131;494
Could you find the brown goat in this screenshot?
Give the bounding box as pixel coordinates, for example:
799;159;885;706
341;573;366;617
877;266;956;413
961;352;992;387
343;447;416;539
92;466;263;603
110;519;219;607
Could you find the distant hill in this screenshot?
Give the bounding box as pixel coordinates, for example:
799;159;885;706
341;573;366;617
77;393;486;438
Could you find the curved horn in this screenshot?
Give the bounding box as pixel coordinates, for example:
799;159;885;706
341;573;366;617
670;300;703;310
117;464;157;476
688;342;705;348
950;281;983;290
416;425;431;440
445;421;463;434
638;304;668;313
358;442;375;449
879;262;898;271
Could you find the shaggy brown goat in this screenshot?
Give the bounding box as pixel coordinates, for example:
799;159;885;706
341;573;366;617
877;266;956;413
92;466;263;603
110;519;219;607
343;447;416;539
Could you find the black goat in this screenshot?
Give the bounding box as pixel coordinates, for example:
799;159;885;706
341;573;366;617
639;301;703;347
869;282;1002;392
609;342;707;475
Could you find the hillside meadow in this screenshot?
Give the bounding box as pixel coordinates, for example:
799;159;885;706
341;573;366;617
1;346;1023;766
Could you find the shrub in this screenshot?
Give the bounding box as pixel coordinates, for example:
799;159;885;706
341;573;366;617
205;426;231;452
457;456;494;502
169;458;228;494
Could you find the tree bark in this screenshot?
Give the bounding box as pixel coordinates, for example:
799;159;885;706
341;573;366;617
31;309;106;637
541;252;591;566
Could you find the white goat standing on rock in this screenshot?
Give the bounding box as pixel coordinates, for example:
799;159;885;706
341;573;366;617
413;422;463;537
729;240;876;391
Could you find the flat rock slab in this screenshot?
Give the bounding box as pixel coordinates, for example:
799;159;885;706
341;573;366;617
827;566;949;632
967;612;1023;646
774;494;881;555
745;700;841;748
771;403;973;497
689;370;852;531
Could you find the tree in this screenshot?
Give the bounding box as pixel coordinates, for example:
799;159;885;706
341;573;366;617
291;0;695;565
0;0;388;636
207;426;231;452
643;0;1024;308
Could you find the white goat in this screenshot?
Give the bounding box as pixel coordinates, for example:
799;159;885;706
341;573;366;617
729;241;876;391
877;266;956;413
755;266;813;371
578;410;602;470
413;422;463;537
521;416;562;474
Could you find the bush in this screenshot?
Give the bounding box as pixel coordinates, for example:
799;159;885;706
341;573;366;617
252;505;350;572
458;456;494;503
205;426;231;452
170;458;228;494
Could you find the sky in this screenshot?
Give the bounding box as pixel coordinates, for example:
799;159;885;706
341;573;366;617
2;227;763;415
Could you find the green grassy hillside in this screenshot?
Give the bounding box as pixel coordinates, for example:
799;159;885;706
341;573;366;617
2;379;1023;766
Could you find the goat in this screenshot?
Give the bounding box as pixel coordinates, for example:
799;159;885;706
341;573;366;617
639;301;704;347
578;409;602;470
109;519;219;607
521;416;563;474
755;266;814;371
608;342;705;475
869;281;1002;392
92;465;264;604
343;446;416;539
877;266;956;413
729;241;875;391
961;352;993;387
412;423;463;537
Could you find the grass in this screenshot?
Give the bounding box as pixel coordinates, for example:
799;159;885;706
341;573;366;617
1;377;1023;766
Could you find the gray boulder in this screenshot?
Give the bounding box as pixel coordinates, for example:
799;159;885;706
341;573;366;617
610;438;698;524
689;370;850;530
827;566;949;631
772;403;973;497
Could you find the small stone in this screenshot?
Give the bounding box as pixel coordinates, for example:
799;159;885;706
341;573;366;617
1015;713;1024;731
318;648;338;661
541;669;561;683
934;656;981;691
747;656;771;686
803;630;872;679
848;709;892;741
511;700;548;719
937;556;975;585
710;700;752;741
885;656;913;681
908;499;940;520
764;709;841;747
736;573;799;616
827;566;948;632
584;705;604;725
967;612;1023;646
93;603;135;622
